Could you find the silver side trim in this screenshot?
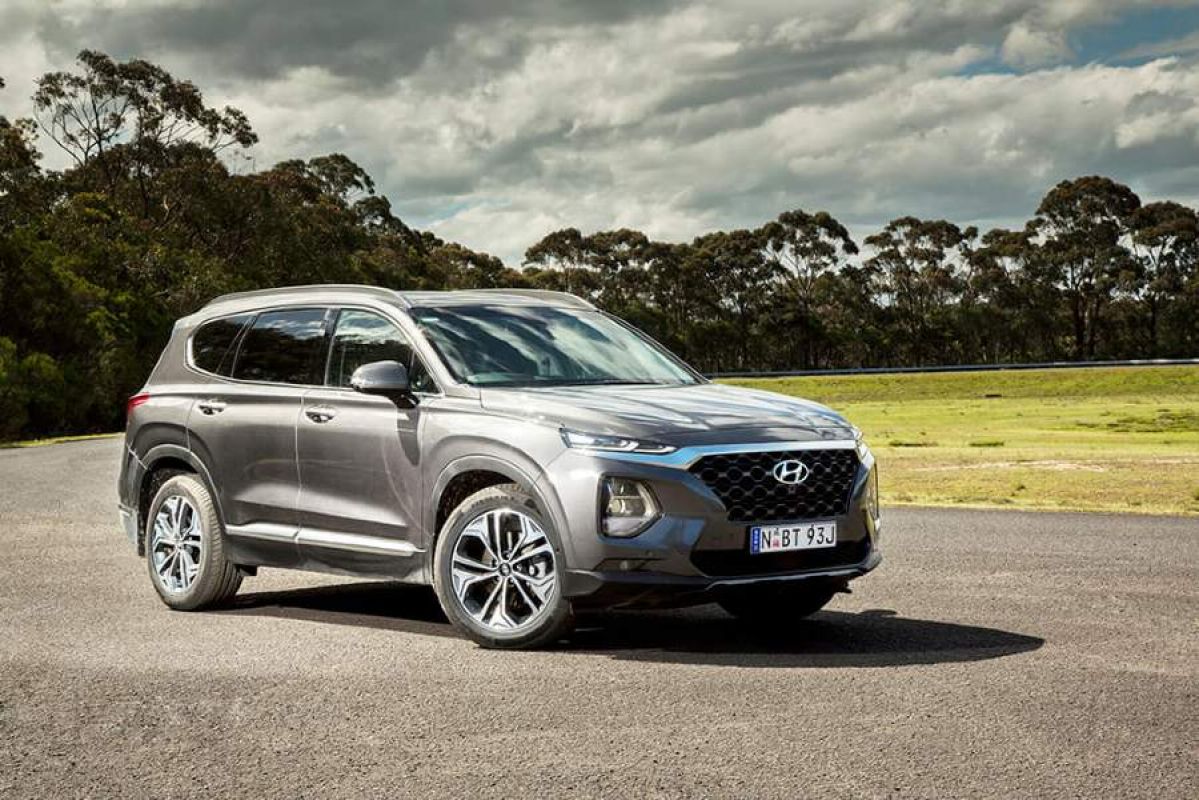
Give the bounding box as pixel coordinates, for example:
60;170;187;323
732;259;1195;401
601;438;856;469
225;522;299;542
296;529;421;557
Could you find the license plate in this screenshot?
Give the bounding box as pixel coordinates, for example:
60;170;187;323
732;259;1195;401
749;521;837;554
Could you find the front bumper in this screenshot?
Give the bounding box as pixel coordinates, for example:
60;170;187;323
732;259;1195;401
563;548;881;608
539;437;882;608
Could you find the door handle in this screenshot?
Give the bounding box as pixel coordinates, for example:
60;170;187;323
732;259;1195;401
305;405;338;424
197;399;226;415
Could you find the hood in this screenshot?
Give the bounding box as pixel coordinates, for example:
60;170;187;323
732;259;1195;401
479;382;853;445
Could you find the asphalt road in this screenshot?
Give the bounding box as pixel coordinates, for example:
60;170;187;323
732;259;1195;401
1;439;1195;798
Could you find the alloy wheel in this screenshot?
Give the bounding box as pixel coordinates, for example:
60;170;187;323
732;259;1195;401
151;495;202;593
450;508;557;633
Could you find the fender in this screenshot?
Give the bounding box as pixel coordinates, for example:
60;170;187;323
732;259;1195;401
138;443;226;537
425;452;572;580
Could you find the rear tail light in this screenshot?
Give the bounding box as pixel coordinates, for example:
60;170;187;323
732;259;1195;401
126;392;151;424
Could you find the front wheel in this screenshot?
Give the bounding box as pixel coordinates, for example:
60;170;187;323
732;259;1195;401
718;582;838;621
433;484;574;649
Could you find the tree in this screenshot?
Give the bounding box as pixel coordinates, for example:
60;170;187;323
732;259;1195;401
864;217;971;365
1127;202;1199;356
524;228;592;296
760;209;858;369
1032;176;1140;358
33;50;255;170
0;77;44;228
690;228;780;371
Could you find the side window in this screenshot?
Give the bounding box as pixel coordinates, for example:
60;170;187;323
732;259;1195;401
191;314;252;376
327;309;436;392
232;308;328;385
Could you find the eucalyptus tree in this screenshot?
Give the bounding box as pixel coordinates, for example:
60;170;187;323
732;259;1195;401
864;217;971;365
1127;201;1199;356
759;209;858;369
1031;176;1140;359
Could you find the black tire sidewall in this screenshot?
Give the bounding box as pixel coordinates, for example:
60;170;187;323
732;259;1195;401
145;474;236;611
433;485;574;649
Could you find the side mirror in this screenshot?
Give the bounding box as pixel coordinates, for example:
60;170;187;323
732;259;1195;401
349;360;415;406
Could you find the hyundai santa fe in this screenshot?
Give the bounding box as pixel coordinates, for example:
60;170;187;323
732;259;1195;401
118;285;881;648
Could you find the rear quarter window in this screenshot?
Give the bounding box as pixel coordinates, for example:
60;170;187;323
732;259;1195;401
190;314;252;376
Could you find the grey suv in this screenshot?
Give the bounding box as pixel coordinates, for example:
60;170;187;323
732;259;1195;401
118;286;881;648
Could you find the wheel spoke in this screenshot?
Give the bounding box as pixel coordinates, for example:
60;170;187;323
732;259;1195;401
510;573;542;611
496;579;519;629
512;570;554;602
169;496;183;535
488;511;508;561
512;542;552;564
479;579;503;622
157;551;177;581
178;548;198;588
460;518;496;562
453;552;492;573
453;570;496;603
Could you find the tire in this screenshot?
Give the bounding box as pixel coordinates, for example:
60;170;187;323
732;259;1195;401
717;582;838;622
433;483;574;649
145;474;242;611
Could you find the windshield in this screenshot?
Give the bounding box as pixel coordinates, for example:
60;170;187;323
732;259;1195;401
410;305;702;388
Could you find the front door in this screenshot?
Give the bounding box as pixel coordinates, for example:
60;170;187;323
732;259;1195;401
295;308;431;579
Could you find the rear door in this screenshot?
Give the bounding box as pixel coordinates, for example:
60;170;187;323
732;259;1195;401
186;307;330;559
295;308;433;577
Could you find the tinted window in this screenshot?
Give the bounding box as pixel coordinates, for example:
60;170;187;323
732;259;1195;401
327;310;436;392
191;314;251;376
233;309;328;385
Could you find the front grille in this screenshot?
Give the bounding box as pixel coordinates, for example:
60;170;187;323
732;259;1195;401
689;448;859;523
691;537;870;578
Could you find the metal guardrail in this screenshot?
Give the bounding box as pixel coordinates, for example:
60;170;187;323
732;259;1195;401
708;358;1199;379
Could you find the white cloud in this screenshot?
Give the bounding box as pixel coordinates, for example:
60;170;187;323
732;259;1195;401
1001;21;1073;67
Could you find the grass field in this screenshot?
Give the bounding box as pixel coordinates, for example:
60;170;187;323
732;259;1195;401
4;366;1197;516
726;365;1199;516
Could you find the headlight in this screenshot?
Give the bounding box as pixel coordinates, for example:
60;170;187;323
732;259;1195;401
600;477;659;537
865;466;880;522
852;426;872;461
561;428;676;455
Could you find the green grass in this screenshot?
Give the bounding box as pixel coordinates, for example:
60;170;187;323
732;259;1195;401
724;365;1199;516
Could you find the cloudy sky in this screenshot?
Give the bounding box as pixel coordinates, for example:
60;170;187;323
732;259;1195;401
3;0;1199;263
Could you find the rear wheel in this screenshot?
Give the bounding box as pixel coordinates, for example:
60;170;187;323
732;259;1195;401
145;474;242;610
718;582;838;621
433;484;574;649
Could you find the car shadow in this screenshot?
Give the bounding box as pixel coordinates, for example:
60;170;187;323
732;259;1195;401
221;581;1044;668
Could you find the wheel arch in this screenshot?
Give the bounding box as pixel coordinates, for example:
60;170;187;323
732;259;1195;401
426;454;570;581
137;444;223;556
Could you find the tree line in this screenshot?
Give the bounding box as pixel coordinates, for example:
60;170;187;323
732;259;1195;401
1;51;1196;440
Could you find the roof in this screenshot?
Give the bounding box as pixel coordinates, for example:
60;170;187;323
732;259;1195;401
202;285;593;311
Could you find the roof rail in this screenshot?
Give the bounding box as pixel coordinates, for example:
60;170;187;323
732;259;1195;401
465;289;594;309
397;289;594;310
203;284;404;308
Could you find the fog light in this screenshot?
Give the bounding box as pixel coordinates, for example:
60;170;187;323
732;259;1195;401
600;477;659;537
